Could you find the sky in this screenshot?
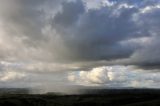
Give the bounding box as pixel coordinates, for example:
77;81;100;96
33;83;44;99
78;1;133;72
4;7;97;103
0;0;160;93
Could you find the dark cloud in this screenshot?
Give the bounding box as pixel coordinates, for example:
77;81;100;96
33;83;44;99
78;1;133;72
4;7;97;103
0;0;160;90
50;0;157;63
137;64;160;70
0;0;160;67
53;0;85;28
51;0;138;61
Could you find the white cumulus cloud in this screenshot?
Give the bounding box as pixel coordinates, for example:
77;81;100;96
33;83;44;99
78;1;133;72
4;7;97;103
68;66;160;88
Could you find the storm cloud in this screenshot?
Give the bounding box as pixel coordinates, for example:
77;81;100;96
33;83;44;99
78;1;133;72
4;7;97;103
0;0;160;91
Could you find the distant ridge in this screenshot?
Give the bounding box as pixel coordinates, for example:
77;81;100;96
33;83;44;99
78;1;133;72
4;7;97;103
1;87;160;95
78;88;160;95
0;88;30;94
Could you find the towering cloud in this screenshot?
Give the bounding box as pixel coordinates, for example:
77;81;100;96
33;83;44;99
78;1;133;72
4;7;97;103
68;66;160;88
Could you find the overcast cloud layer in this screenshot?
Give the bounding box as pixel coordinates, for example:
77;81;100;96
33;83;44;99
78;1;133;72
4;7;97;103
0;0;160;92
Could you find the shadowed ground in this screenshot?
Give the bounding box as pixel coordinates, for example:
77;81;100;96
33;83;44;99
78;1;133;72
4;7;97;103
0;89;160;106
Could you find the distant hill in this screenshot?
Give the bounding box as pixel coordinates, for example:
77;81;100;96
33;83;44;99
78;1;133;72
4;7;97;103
77;88;160;95
0;88;30;94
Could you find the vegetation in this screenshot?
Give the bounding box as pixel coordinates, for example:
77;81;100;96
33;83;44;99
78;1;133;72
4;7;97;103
0;89;160;106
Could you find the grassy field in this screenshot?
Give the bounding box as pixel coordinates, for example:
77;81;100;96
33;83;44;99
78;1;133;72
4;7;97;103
0;89;160;106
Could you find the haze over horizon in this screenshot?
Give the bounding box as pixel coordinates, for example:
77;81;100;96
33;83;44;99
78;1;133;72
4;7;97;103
0;0;160;93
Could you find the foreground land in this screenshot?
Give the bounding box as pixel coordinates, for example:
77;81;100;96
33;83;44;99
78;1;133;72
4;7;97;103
0;89;160;106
